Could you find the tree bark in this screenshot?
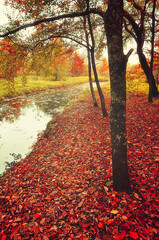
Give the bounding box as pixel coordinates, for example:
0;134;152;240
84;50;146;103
88;50;98;107
137;47;158;99
104;0;130;192
149;0;157;102
83;17;98;107
87;15;108;117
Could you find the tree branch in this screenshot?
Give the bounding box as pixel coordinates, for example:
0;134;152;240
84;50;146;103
46;34;90;50
0;9;104;38
123;10;140;37
125;48;134;60
123;19;137;41
126;0;144;12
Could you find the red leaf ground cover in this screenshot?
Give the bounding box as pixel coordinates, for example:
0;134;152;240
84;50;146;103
0;91;158;239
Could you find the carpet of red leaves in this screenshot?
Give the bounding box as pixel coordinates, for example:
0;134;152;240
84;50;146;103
0;91;158;239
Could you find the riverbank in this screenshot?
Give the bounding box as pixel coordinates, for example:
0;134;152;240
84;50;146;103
0;91;158;239
0;75;108;102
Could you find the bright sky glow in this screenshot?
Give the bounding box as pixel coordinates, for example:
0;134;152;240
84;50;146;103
0;1;9;25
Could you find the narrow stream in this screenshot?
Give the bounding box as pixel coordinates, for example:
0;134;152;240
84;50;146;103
0;83;92;174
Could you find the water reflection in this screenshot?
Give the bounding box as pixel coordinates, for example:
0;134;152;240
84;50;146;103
0;102;52;174
0;84;90;174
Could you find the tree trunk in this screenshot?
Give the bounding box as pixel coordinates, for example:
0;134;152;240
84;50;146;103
137;49;158;99
83;16;98;107
150;0;156;74
105;0;130;192
87;15;108;117
149;0;157;102
88;50;98;107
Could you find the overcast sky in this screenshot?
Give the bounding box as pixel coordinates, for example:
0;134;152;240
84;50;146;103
0;1;10;25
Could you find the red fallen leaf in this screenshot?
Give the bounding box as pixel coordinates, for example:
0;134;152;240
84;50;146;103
129;231;139;239
106;219;114;225
34;213;41;219
114;231;126;240
1;235;7;240
98;222;104;228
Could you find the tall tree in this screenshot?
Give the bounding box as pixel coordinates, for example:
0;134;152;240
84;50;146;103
0;0;134;191
104;0;131;191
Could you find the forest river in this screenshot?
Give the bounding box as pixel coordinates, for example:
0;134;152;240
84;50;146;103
0;82;104;175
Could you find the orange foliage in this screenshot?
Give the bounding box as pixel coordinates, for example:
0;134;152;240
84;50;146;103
0;39;24;81
127;63;145;79
98;57;109;76
70;52;84;77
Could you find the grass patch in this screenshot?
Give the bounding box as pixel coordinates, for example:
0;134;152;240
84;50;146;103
1;74;150;102
0;75;90;101
126;77;149;95
0;75;110;101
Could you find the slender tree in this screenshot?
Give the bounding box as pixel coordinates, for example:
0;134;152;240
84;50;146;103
87;14;108;117
83;16;98;107
124;0;158;101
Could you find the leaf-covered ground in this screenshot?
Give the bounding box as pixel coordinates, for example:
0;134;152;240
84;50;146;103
0;92;158;239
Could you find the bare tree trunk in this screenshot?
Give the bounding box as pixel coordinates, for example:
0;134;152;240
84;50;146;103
83;17;98;107
105;0;130;192
149;0;157;102
87;15;108;117
137;48;158;99
88;50;98;107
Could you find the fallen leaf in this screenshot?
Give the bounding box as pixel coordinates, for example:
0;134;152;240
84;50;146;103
51;225;58;232
134;193;140;199
121;215;128;220
104;186;109;192
40;218;45;225
34;213;41;219
110;210;118;214
114;230;126;240
98;222;104;228
129;231;139;239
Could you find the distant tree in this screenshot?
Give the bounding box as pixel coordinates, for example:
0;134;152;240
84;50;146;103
70;51;84;77
0;38;25;93
98;57;109;77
